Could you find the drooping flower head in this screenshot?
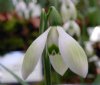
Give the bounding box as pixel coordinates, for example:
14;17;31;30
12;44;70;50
60;0;77;22
22;26;88;79
63;20;80;39
15;0;41;19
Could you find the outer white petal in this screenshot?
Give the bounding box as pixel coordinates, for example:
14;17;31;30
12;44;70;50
49;54;68;76
57;26;88;78
22;28;50;79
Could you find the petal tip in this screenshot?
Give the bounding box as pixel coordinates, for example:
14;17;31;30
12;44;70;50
59;72;65;76
81;72;88;78
21;68;29;80
78;65;88;78
82;68;88;78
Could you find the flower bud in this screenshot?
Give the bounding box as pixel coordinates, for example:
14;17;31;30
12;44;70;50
48;6;63;26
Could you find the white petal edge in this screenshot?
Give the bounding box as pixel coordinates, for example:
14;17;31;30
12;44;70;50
57;26;88;78
22;28;51;79
49;54;68;76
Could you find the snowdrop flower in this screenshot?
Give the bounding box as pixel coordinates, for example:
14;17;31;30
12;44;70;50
28;2;41;18
15;1;28;18
90;26;100;42
84;42;94;56
22;26;88;79
60;0;77;22
12;0;18;6
15;0;41;19
63;20;80;37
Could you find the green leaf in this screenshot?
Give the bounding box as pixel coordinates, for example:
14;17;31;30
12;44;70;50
87;8;100;26
92;74;100;85
39;9;47;34
0;0;14;13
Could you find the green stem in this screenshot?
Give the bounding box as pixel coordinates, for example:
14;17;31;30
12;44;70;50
39;9;46;34
43;48;52;85
39;7;53;85
47;7;53;20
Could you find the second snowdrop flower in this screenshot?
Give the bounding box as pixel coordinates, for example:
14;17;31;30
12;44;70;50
60;0;77;22
63;20;80;38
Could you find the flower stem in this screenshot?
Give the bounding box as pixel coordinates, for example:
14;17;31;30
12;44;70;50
39;7;53;85
43;48;52;85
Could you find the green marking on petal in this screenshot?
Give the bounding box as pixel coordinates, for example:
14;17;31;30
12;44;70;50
48;44;59;54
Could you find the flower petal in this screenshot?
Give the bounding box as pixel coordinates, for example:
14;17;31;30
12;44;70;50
49;54;68;76
63;20;80;37
90;26;100;42
22;28;50;79
47;26;59;47
57;26;88;78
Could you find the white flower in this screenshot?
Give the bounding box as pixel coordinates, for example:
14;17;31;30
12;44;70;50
28;2;41;18
16;1;27;15
60;0;77;22
84;42;94;56
15;1;41;19
63;20;80;37
22;26;88;79
90;26;100;42
12;0;18;6
15;1;29;19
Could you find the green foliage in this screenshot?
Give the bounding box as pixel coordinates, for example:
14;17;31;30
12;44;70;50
92;74;100;85
0;0;14;13
88;8;100;26
39;9;47;33
4;18;17;32
0;18;39;55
